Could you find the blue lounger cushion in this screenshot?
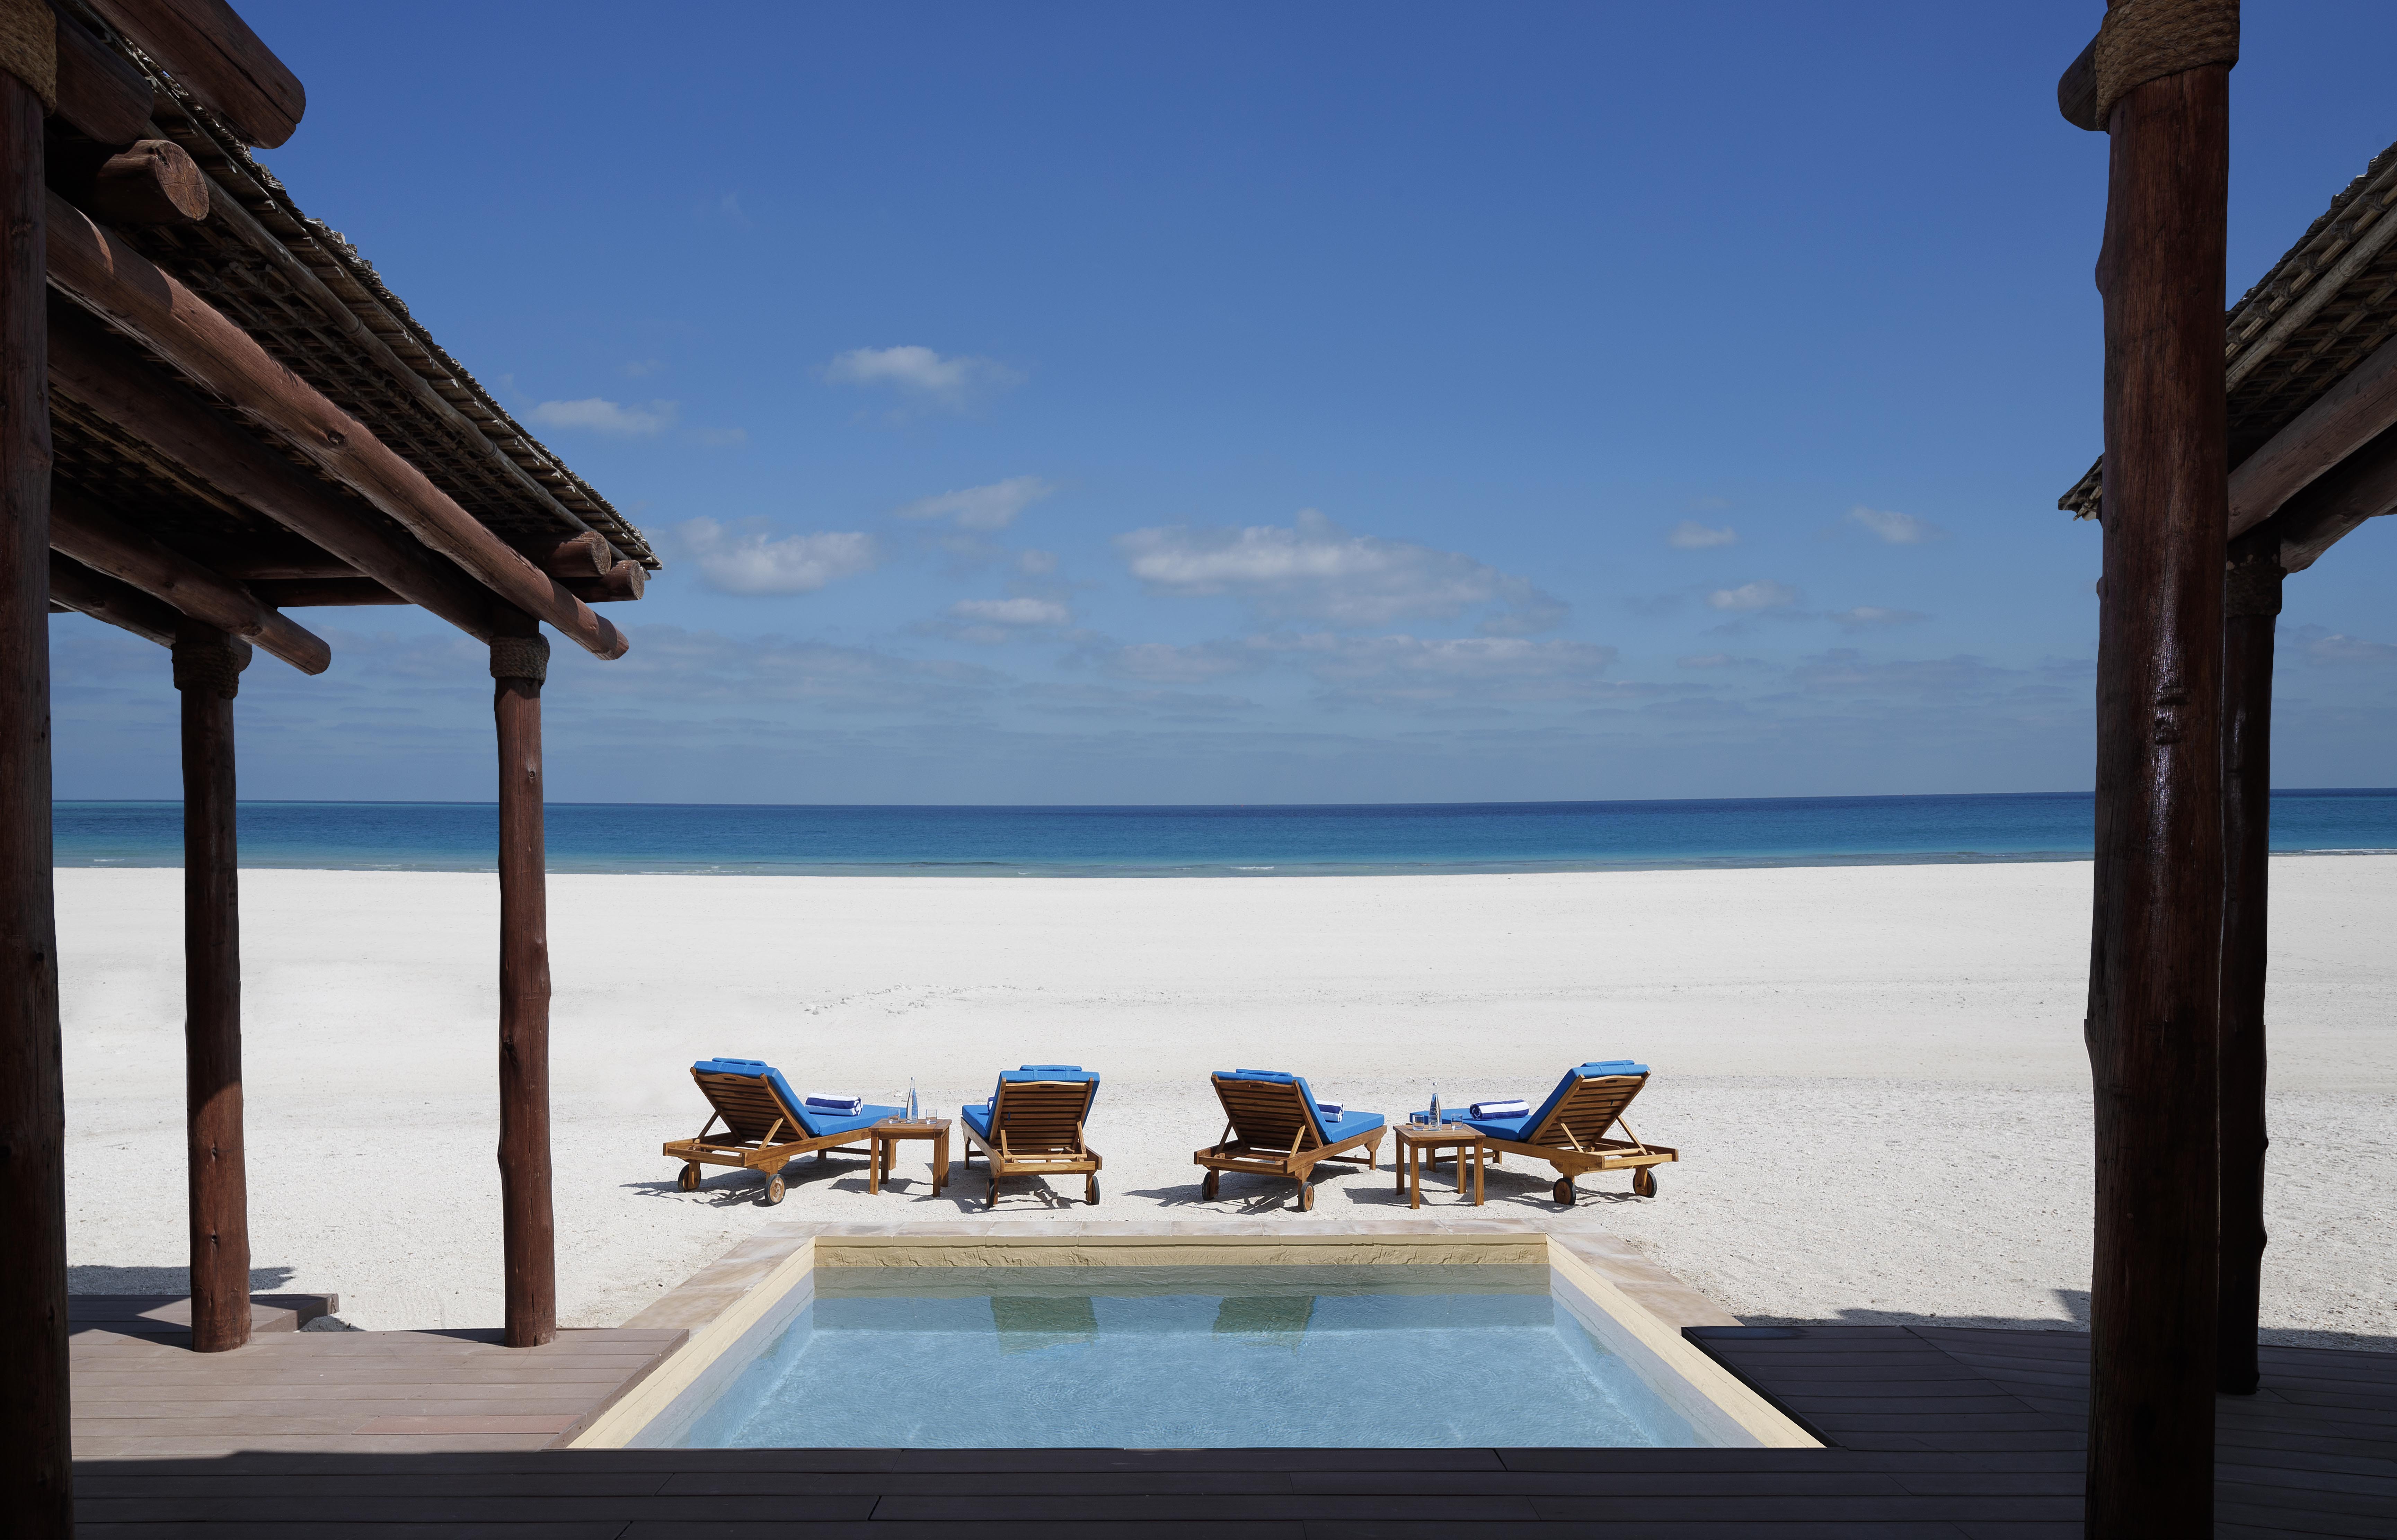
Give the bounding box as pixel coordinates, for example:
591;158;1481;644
966;1066;1101;1140
1215;1069;1383;1145
692;1058;900;1138
1438;1111;1535;1140
1422;1061;1651;1142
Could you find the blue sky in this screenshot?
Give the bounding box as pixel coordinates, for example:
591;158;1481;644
50;1;2397;804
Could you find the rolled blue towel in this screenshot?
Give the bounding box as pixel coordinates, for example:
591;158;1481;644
804;1093;863;1114
1315;1102;1343;1119
1470;1099;1531;1119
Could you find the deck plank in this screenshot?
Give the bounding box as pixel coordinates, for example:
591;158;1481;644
63;1323;2397;1534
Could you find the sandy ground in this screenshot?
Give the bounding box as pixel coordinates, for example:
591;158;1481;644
55;857;2397;1351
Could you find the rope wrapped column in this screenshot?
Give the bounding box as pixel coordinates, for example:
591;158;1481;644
2218;540;2282;1397
0;3;65;1527
492;621;555;1347
2061;1;2239;1531
173;624;252;1354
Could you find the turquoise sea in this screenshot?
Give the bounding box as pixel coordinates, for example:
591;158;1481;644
47;790;2397;876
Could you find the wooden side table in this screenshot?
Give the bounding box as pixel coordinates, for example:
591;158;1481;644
868;1118;951;1196
1394;1122;1484;1209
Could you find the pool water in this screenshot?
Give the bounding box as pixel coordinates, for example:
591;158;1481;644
680;1265;1709;1448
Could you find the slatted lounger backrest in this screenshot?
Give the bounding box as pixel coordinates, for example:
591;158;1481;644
1213;1076;1318;1151
1524;1073;1647;1150
991;1081;1093;1155
691;1070;805;1143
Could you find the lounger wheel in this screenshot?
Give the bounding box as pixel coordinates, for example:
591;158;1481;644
1086;1175;1100;1205
1632;1167;1658;1198
1553;1176;1574;1207
1298;1181;1315;1212
987;1176;1001;1211
1202;1170;1220;1201
677;1162;701;1192
763;1174;786;1206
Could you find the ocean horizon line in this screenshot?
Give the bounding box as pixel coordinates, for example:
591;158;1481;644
47;790;2397;877
49;787;2397;811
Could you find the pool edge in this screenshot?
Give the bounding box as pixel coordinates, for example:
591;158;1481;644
568;1223;1815;1451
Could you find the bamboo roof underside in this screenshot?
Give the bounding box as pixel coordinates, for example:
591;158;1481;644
2060;140;2397;520
53;2;656;572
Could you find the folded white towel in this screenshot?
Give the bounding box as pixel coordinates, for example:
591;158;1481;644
804;1093;863;1114
1470;1099;1531;1118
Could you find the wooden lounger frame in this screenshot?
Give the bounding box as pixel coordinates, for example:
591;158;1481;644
661;1069;877;1206
1193;1074;1385;1212
1471;1072;1678;1206
961;1079;1102;1208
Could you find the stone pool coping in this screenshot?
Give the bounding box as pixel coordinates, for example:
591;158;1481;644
570;1217;1807;1451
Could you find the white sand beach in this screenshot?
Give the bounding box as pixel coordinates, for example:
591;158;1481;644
55;858;2397;1350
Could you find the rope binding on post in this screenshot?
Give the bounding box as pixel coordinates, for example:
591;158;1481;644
0;0;57;113
2080;0;2240;132
2223;551;2284;620
489;634;550;684
170;631;254;700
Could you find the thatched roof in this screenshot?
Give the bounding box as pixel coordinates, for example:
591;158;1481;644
53;9;656;572
2060;141;2397;519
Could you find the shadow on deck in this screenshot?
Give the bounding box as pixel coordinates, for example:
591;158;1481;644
68;1322;2395;1536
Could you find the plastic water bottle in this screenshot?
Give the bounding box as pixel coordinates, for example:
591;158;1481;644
1428;1086;1441;1127
906;1078;920;1121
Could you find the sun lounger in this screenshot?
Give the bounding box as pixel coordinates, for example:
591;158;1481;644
661;1058;902;1205
1193;1070;1386;1211
961;1066;1103;1208
1426;1060;1676;1205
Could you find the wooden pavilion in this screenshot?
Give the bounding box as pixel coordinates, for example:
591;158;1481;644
2059;1;2393;1532
0;1;656;1530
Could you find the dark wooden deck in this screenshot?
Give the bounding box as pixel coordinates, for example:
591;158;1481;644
70;1298;685;1461
70;1324;2396;1536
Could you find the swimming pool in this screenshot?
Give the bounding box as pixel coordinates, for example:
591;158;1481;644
686;1264;1698;1448
580;1233;1813;1451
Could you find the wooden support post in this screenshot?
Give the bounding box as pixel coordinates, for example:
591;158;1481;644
2218;537;2280;1397
492;616;555;1348
173;623;251;1353
0;65;70;1539
2081;41;2234;1540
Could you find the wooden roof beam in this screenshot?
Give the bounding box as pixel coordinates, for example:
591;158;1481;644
49;1;154;147
48;551;178;646
188;172;631;566
45;193;629;659
2259;416;2397;572
48;486;327;672
81;0;304;149
2228;330;2397;537
248;577;405;608
47;300;501;643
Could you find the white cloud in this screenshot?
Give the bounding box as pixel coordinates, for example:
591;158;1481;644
1831;606;1929;630
679;519;877;596
950;597;1070;627
897;476;1054;531
824;346;1023;409
1848;505;1947;544
585;625;998;710
1017;550;1059;576
1116;509;1566;635
1106;640;1267;683
1278;633;1621;705
2302;632;2397;664
1793;649;2011;697
529;398;676;435
1708;580;1799;612
1099;629;1620;705
1669;520;1737;549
